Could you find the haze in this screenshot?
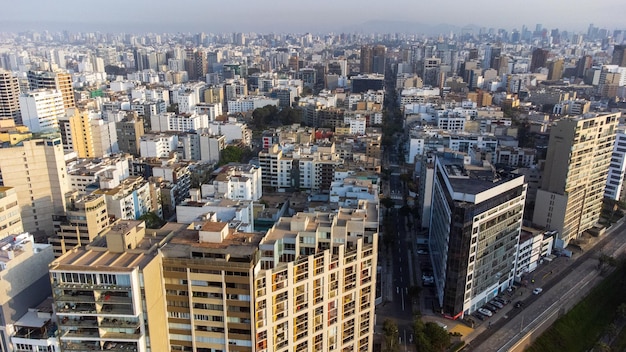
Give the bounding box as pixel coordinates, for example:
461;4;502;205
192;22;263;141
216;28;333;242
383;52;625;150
0;0;623;33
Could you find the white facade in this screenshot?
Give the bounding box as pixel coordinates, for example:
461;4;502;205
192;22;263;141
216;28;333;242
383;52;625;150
19;90;64;132
139;134;179;158
208;121;251;145
150;112;209;132
347;117;367;135
605;127;626;200
227;96;280;113
195;103;222;120
201;164;262;201
176;198;254;232
515;228;554;279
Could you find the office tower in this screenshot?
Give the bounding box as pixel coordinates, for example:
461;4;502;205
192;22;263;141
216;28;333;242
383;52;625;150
49;192;109;257
530;48;548;72
0;69;21;124
0;233;54;352
360;45;386;74
0;136;70;236
194;50;209;81
576;55;593;78
26;70;75;109
360;46;372;74
371;45;386;74
0;187;23;239
611;45;626;67
482;44;492;70
547;59;564;80
116;112;145;156
533;113;620;247
428;153;526;318
19;90;64;132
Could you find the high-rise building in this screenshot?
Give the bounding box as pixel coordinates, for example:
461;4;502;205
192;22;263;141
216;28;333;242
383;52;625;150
547;58;564;80
49;200;379;352
605;126;626;201
0;69;21;124
530;48;548;72
19;89;64;132
0;136;70;236
0;233;54;352
533;113;620;247
611;45;626;67
26;70;75;109
576;55;593;78
428;152;526;318
360;45;386;74
64;108;119;158
0;187;23;239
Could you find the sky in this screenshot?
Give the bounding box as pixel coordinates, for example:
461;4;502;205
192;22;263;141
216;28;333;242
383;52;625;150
0;0;623;34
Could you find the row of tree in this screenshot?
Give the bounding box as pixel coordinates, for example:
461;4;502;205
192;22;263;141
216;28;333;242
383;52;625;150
251;105;301;130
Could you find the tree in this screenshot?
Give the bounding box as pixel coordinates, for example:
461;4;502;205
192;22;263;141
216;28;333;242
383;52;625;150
220;146;249;165
139;212;165;229
380;197;395;211
424;322;450;352
616;302;626;321
592;342;611;352
382;319;400;352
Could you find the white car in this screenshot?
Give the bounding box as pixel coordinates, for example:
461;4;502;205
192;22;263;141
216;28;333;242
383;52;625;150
533;287;543;295
478;308;493;317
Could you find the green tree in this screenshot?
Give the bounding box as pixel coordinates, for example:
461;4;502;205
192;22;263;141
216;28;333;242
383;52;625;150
139;212;165;229
424;322;450;352
616;302;626;321
220;146;245;165
382;319;400;352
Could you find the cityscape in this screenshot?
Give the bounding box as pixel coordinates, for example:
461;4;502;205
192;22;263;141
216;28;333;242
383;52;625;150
0;3;626;352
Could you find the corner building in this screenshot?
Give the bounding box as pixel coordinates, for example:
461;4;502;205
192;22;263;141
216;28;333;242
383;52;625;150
429;153;525;318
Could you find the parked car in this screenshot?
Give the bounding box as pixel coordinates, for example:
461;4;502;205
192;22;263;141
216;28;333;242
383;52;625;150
485;303;499;312
494;297;508;305
490;300;504;309
478;308;493;317
473;312;485;321
533;287;543;295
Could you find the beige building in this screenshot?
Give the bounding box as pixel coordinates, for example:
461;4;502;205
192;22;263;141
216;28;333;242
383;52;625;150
533;112;620;246
27;70;75;109
0;233;54;352
0;187;23;239
49;220;168;352
0;136;70;237
0;69;21;123
49;200;379;352
49;192;109;257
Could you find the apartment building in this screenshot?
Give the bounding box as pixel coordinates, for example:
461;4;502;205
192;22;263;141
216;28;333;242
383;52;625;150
94;176;154;221
429;152;526;317
49;192;109;257
27;70;75;109
0;233;54;351
201;163;262;201
0;69;21;124
0;136;70;236
533;113;619;247
0;187;23;239
48;221;168;352
605;126;626;201
19;89;64;132
49;201;379;352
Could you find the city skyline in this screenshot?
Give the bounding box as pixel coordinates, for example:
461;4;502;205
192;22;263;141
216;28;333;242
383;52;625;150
0;0;624;34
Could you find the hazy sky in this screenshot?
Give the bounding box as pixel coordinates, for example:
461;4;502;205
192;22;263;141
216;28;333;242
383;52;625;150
0;0;623;33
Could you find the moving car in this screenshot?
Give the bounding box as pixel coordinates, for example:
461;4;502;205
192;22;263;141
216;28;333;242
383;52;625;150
533;287;543;295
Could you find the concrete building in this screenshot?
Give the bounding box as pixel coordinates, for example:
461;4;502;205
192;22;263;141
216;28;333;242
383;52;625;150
9;298;59;352
0;136;70;236
140;133;179;158
176;194;255;233
150;112;210;133
49;220;167;352
533;113;619;247
0;233;54;351
605;126;626;201
64;108;118;158
515;227;554;280
49;199;378;352
201;163;262;201
94;176;155;221
116;112;145;157
0;69;21;124
27;70;75;109
227;96;279;114
429;153;526;317
208;120;251;146
19;90;64;132
49;192;109;258
0;187;23;240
